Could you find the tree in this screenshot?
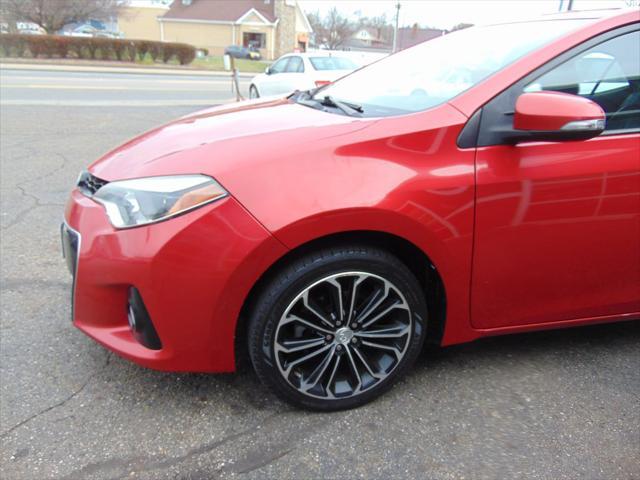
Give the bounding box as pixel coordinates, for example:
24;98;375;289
0;0;126;34
308;7;357;50
363;14;392;44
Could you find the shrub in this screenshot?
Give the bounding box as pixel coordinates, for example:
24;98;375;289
148;42;162;62
52;36;72;58
161;44;174;63
135;39;151;61
0;34;197;65
112;39;127;61
26;35;49;57
0;34;28;57
173;43;196;65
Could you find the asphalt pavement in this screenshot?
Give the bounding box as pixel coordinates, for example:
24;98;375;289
0;67;250;106
0;67;639;480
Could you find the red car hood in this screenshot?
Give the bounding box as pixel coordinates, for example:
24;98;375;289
89;98;374;181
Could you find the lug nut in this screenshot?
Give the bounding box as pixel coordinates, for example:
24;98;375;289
336;345;343;351
351;323;358;329
336;321;342;327
325;334;333;341
351;337;358;344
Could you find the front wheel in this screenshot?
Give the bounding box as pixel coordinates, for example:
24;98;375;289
249;85;260;99
248;245;428;411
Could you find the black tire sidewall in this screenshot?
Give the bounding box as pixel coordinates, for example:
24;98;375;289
248;247;428;411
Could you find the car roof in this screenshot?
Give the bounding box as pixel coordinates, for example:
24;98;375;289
279;52;353;59
485;7;636;26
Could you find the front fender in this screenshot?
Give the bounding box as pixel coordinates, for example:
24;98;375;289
271;206;478;346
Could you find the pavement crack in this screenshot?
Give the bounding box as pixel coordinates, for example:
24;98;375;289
233;447;294;474
61;411;291;480
1;278;69;291
1;152;69;230
17;152;69;187
1;185;64;231
0;352;112;439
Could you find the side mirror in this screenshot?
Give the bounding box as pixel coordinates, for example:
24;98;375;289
512;91;605;143
265;66;271;75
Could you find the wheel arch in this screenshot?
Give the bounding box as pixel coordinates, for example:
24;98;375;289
234;229;447;370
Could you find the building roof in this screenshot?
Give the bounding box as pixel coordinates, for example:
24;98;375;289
163;0;277;23
396;27;444;50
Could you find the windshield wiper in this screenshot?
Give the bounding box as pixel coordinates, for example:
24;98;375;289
292;91;363;117
320;95;364;116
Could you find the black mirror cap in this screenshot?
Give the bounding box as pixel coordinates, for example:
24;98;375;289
503;127;605;145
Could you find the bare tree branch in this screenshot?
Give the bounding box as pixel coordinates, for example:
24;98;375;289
308;7;357;50
1;0;127;34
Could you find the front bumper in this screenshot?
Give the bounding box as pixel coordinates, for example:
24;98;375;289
64;189;287;372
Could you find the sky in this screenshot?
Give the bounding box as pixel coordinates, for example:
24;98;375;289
298;0;638;29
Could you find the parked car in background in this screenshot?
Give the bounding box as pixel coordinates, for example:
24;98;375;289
62;9;639;411
59;23;120;38
16;22;45;35
225;45;261;60
249;53;359;98
63;25;98;37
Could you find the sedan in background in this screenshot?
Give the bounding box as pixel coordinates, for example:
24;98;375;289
249;53;359;98
225;45;262;60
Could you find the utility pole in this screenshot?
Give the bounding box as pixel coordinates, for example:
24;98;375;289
392;2;401;53
567;0;574;10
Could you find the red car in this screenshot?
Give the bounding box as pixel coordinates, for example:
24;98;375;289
62;9;639;410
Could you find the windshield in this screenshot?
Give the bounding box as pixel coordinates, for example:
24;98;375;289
314;19;588;117
310;56;359;71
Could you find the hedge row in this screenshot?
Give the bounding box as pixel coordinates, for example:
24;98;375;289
0;34;197;65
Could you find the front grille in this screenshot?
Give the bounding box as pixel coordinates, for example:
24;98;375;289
77;170;108;197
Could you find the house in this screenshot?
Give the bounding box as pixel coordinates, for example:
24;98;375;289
396;26;445;50
117;0;312;60
118;1;170;42
349;27;390;50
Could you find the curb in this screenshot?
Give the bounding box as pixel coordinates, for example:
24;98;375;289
0;62;256;78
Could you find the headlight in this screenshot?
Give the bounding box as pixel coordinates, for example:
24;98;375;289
92;174;227;229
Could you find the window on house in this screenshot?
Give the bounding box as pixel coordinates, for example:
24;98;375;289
243;32;266;49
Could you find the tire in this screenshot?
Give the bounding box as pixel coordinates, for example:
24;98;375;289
248;245;428;411
249;85;260;99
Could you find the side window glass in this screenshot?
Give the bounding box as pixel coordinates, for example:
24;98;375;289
524;31;640;132
285;56;304;73
270;58;289;74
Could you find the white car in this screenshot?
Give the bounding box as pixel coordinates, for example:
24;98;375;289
249;53;359;99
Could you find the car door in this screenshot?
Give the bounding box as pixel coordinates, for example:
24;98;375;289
259;56;290;96
472;27;640;329
280;56;309;93
263;56;306;96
